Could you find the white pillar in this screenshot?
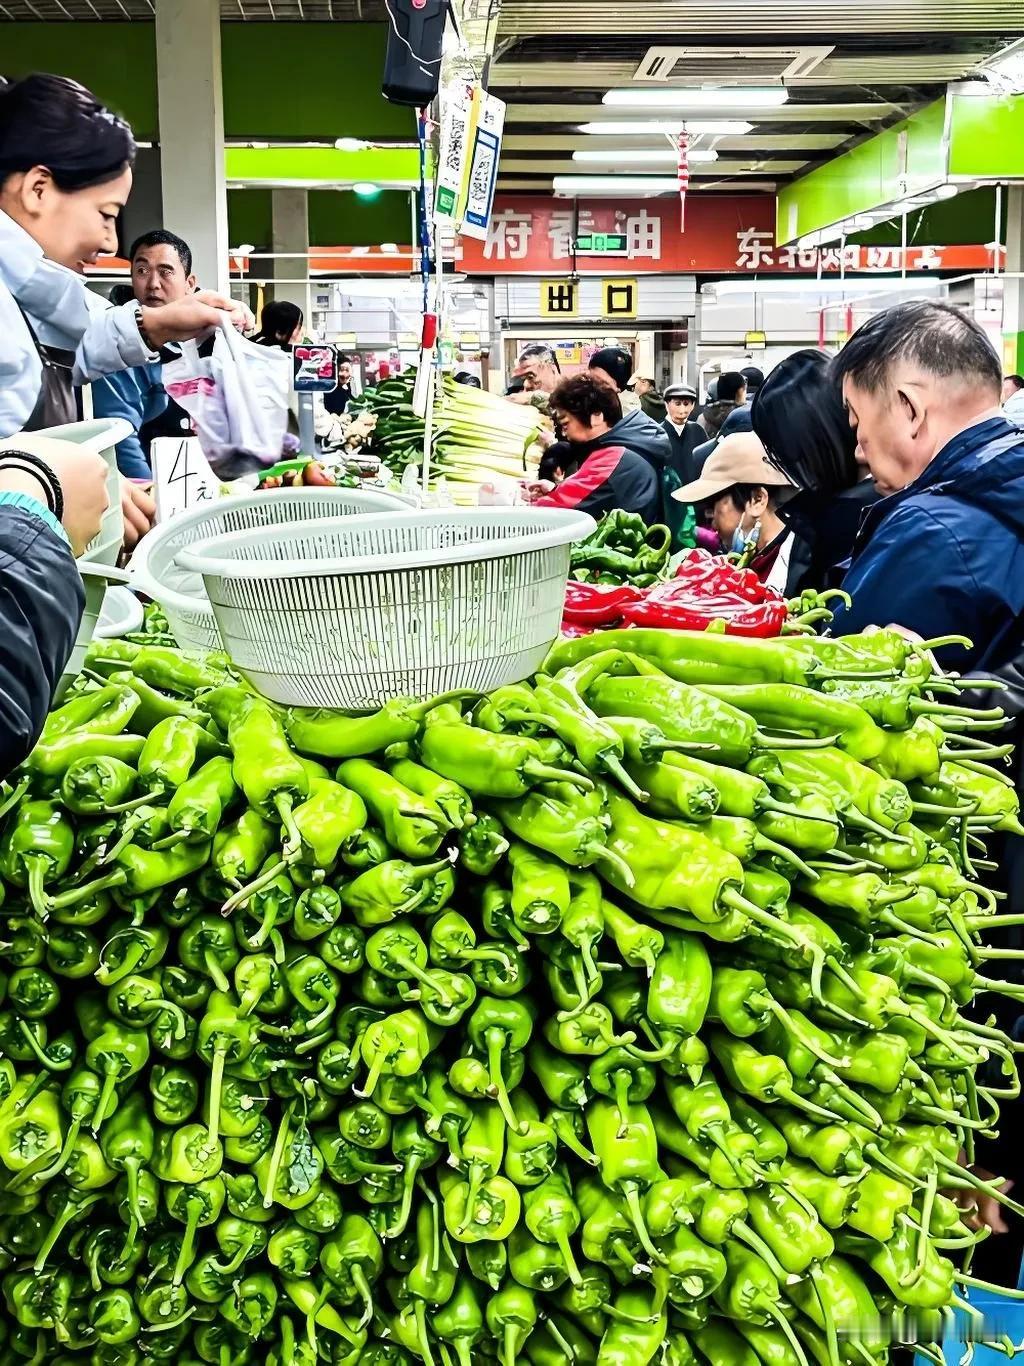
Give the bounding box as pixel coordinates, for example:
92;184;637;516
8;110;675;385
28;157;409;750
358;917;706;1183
1003;186;1024;375
155;0;229;293
271;189;310;324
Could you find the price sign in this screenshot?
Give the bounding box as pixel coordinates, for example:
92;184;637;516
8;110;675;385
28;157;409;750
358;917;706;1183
151;436;221;522
292;344;339;393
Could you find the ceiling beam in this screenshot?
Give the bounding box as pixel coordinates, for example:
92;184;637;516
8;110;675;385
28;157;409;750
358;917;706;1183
496;0;1024;35
502;132;850;151
499;156;811;173
504;101;897;124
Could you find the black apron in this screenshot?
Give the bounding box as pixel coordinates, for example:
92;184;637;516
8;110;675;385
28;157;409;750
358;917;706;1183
18;306;78;432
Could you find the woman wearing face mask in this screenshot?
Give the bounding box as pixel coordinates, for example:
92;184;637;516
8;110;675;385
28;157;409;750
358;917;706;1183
0;73;252;549
673;432;800;594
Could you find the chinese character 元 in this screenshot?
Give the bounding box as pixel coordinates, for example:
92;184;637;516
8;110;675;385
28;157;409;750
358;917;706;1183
736;228;775;271
483;209;533;261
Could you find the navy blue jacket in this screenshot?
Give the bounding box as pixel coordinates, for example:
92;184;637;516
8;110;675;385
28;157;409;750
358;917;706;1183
832;416;1024;670
0;504;84;779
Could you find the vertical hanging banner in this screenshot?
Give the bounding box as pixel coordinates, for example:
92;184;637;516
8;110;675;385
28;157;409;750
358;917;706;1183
435;78;478;221
461;91;506;241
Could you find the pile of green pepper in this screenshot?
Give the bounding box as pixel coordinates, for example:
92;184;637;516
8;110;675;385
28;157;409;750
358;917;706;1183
0;626;1019;1366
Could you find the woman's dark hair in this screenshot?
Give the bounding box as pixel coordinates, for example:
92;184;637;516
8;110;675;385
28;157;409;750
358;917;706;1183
550;373;622;429
0;73;135;190
254;300;303;347
719;483;775;513
751;348;858;493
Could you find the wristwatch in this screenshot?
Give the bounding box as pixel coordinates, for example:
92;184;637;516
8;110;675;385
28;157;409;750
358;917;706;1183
134;305;156;352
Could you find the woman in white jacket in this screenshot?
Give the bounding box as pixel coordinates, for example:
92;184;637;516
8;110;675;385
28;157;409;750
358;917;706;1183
0;73;249;545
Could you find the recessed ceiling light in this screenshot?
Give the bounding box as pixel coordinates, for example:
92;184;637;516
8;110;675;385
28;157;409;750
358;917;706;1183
578;120;754;136
933;183;960;199
572;148;719;164
353;182;380;197
602;87;789;110
552;175;684;194
335;137;371;151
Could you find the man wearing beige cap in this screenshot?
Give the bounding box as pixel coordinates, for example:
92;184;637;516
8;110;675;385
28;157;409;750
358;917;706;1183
626;373;666;423
673;430;798;593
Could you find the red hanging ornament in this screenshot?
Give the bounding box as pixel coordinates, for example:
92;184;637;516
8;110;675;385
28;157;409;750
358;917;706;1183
676;131;690;230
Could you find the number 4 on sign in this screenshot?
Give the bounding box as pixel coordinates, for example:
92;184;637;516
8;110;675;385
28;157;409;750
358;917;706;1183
151;436;221;522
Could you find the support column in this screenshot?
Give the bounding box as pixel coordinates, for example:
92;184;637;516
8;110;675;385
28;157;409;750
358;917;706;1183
155;0;229;293
1003;186;1024;374
271;189;311;323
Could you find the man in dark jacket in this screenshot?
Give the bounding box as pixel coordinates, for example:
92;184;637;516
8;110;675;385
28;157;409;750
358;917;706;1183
531;373;660;524
661;383;704;481
829;300;1024;673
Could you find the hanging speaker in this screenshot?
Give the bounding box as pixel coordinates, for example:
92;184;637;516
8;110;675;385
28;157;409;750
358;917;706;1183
382;0;449;107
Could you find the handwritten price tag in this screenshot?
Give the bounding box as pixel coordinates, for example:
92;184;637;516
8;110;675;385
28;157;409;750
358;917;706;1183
151;436;221;522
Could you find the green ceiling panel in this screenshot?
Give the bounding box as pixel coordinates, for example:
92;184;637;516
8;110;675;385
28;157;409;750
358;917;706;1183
225;146;422;188
948;93;1024;177
0;21;411;144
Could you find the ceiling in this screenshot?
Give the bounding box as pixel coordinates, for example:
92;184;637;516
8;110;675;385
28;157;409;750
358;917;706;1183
0;0;386;17
4;0;1022;198
489;0;1024;194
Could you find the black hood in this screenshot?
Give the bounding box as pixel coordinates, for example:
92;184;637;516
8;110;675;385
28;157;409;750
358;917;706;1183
570;406;670;468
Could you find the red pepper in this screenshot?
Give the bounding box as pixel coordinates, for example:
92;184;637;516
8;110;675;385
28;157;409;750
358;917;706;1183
673;549;777;605
562;581;645;626
621;580;787;638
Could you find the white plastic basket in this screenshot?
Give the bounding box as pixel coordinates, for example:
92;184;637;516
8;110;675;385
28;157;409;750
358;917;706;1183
178;507;596;708
0;418;132;702
128;487;408;654
55;564;130;703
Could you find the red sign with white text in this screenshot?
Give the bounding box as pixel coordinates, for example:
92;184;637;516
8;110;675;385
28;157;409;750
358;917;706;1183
456;195;994;276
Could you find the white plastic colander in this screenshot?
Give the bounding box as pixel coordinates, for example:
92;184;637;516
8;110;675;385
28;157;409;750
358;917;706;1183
128;487;408;653
178;507;596;708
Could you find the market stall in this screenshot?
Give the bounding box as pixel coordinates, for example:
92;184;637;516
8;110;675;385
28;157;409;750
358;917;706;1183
0;492;1019;1362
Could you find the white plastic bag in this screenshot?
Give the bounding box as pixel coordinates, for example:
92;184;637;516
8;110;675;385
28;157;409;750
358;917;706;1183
162;317;290;478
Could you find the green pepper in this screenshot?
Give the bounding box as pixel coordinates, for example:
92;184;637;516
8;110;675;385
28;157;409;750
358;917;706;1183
358;1008;437;1099
268;1220;321;1277
419;722;592;799
59;754;139;816
433;1275;484;1366
342;856;453;926
287;690;470;758
596;1285;666;1366
0;800;75;917
485;1281;538;1364
460;812;510;877
465;995;534;1131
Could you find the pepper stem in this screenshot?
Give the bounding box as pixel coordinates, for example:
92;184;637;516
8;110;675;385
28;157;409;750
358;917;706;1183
172;1197;202;1285
621;1181;663;1265
17;1018;72;1071
521;759;594;792
0;776;29;819
485;1029;523;1134
732;1219;790;1282
753;834;817;881
261;1105;292;1209
590;842;638;888
350;1263;374;1330
416;1300;438;1366
757;731;840;751
764;1301;811;1366
550;1111;599;1166
274;791;303;856
25;857;52;920
601;753;649;804
206;1046;226;1148
386;1154;423;1240
777;1084;845;1126
222;857;293;917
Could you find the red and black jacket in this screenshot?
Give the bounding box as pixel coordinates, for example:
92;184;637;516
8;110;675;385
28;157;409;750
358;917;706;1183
536;443;660;524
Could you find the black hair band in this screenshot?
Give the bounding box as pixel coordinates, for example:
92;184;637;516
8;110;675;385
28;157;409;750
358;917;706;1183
0;451;64;522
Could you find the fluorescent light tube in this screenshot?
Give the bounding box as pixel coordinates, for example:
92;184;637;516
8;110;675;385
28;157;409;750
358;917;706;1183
602;87;789;110
578;120;754;136
572;148;719;163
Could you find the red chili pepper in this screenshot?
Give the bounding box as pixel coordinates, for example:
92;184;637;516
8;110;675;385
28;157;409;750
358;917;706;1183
621;581;787;638
673;550;776;605
562;581;645;626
